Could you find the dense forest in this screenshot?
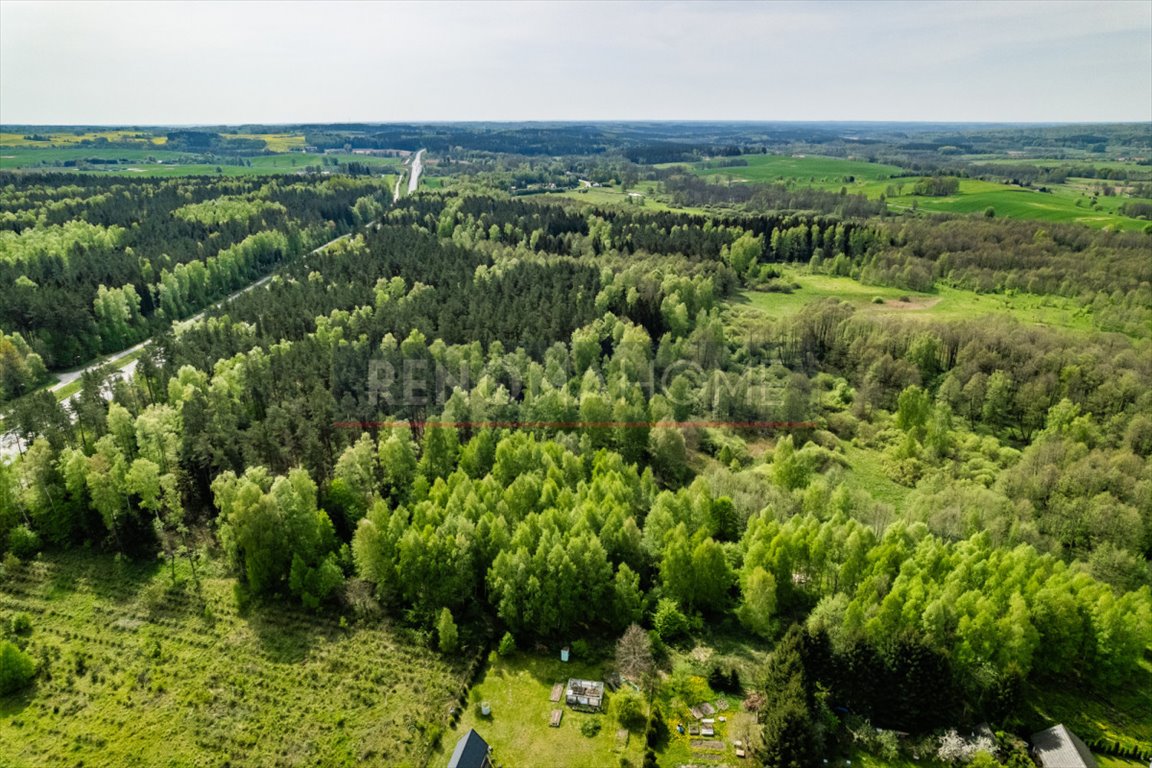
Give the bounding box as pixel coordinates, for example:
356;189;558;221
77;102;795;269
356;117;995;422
3;161;1150;766
0;174;390;385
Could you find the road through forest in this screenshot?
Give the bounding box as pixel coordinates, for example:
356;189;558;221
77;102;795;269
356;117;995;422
0;232;353;462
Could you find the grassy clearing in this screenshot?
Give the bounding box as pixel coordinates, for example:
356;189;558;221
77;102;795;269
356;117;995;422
728;268;1101;335
0;553;470;767
554;182;711;215
436;652;645;768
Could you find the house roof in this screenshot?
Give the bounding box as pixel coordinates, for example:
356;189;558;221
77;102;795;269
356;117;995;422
1031;724;1098;768
447;728;489;768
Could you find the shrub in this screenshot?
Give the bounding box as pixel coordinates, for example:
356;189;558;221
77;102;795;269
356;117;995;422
436;608;458;654
580;718;602;737
610;688;647;731
571;639;593;659
10;612;32;636
7;525;40;559
0;639;36;694
497;631;516;656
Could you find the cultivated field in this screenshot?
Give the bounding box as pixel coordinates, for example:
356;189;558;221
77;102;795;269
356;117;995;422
692;154;906;186
0;554;472;767
0;148;400;177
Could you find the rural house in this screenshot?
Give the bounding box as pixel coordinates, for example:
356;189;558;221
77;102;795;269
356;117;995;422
1031;724;1098;768
447;728;493;768
565;678;605;711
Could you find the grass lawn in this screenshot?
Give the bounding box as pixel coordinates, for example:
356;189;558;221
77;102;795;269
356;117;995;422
436;652;645;768
0;553;471;767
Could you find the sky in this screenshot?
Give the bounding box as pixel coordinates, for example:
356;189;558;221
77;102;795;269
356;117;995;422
1;0;1150;125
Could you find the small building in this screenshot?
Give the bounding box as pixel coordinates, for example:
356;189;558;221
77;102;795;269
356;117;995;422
447;728;493;768
565;678;605;711
1031;724;1098;768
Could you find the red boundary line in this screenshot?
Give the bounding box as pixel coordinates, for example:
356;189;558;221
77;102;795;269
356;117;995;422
333;420;818;429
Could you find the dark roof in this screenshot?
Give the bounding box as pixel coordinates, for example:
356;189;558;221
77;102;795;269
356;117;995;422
447;728;490;768
1031;724;1098;768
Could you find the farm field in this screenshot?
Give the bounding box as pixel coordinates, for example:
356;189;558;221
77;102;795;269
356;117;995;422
692;154;906;186
0;147;401;176
0;554;470;768
0;130;167;147
885;179;1152;231
689;154;1152;230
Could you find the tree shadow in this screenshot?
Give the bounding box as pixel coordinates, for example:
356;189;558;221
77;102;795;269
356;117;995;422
0;682;36;718
244;600;336;664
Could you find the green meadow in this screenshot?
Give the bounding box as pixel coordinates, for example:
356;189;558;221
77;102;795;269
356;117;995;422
885;179;1152;231
727;268;1100;334
688;154;1152;230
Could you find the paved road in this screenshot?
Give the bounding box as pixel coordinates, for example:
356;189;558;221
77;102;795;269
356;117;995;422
407;149;425;194
1;232;352;462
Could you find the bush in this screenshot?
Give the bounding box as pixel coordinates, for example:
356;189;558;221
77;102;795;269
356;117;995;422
7;525;40;559
10;612;32;636
497;631;516;656
610;688;647;731
571;639;593;659
580;718;602;737
0;639;36;694
436;608;459;654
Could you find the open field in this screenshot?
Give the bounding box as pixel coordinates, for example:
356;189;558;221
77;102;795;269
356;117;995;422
727;268;1103;335
437;653;645;768
693;154;906;186
689;154;1152;230
0;554;470;767
221;132;307;152
886;179;1152;231
0;147;400;177
0;130;167;147
555;181;712;214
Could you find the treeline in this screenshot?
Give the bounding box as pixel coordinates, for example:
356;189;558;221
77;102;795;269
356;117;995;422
661;172;888;218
